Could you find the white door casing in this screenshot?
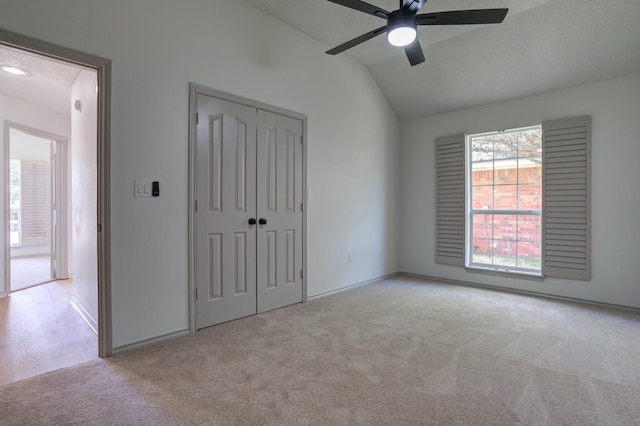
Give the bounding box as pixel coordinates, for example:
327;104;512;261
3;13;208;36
3;124;69;294
51;139;69;280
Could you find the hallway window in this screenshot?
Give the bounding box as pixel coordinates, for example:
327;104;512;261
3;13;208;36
10;159;21;246
9;159;49;247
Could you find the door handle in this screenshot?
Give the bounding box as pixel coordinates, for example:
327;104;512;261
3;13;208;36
248;218;257;225
259;218;267;225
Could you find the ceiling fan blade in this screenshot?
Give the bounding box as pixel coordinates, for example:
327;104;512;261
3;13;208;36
404;38;425;66
326;0;390;19
417;8;508;25
402;0;428;14
326;25;387;55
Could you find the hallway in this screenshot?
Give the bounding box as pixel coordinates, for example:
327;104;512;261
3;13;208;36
0;280;98;386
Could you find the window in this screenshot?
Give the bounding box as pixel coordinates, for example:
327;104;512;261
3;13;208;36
9;159;21;246
469;126;542;273
435;116;591;281
9;159;49;247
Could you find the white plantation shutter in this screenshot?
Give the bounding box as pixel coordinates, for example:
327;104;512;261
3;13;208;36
20;160;49;246
542;116;591;280
435;134;466;266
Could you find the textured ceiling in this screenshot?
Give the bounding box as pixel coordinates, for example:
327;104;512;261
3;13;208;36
2;1;638;120
0;45;82;116
245;0;640;118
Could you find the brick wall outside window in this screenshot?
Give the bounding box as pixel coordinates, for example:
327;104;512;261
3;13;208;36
472;166;541;258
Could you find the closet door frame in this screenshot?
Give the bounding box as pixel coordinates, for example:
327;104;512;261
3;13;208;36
187;83;308;334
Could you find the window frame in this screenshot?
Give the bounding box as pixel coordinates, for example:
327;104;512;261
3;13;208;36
12;159;50;247
9;159;22;247
465;125;543;276
435;116;590;281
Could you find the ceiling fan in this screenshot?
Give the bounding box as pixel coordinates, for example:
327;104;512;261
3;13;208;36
326;0;509;66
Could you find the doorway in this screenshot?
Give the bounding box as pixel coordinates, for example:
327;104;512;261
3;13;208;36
189;84;308;332
7;125;68;292
0;27;112;369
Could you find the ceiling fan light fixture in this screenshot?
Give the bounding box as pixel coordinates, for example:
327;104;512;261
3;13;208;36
388;26;416;46
387;12;417;47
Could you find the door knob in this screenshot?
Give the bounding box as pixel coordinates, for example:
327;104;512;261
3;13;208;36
248;218;257;225
259;218;267;225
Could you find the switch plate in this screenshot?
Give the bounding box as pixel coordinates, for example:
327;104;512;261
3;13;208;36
134;180;151;197
152;181;159;197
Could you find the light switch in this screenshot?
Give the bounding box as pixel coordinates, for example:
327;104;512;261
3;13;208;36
134;180;151;197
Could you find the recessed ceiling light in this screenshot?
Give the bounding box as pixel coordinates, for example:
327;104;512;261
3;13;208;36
1;65;30;76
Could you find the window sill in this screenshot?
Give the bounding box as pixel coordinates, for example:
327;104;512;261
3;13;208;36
465;265;545;282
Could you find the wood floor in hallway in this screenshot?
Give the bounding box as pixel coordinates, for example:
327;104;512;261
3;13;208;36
0;280;98;386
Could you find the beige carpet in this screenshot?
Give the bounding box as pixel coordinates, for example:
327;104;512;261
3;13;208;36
1;276;639;425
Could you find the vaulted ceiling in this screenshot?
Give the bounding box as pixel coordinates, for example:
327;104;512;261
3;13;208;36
1;1;639;120
245;0;640;118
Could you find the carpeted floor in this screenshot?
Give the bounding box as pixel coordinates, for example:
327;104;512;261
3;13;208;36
1;275;639;425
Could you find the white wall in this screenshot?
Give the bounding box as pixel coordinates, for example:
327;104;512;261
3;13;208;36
0;0;400;348
10;131;51;161
0;92;70;296
401;72;640;309
71;69;98;326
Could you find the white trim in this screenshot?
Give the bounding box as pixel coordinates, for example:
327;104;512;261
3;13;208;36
70;296;98;335
307;273;400;302
3;124;70;290
466;125;543;274
400;272;640;313
0;27;112;357
112;329;191;355
465;265;543;279
3;124;65;293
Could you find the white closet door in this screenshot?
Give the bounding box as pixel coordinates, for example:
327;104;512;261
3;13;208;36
195;94;257;329
256;109;303;313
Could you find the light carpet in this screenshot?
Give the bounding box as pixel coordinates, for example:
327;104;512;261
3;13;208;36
1;276;639;425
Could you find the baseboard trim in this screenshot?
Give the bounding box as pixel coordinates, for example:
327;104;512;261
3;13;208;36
112;329;191;355
307;272;401;302
70;296;98;335
399;272;640;313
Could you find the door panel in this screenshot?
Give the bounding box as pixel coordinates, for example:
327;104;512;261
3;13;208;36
196;94;257;329
256;109;303;313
